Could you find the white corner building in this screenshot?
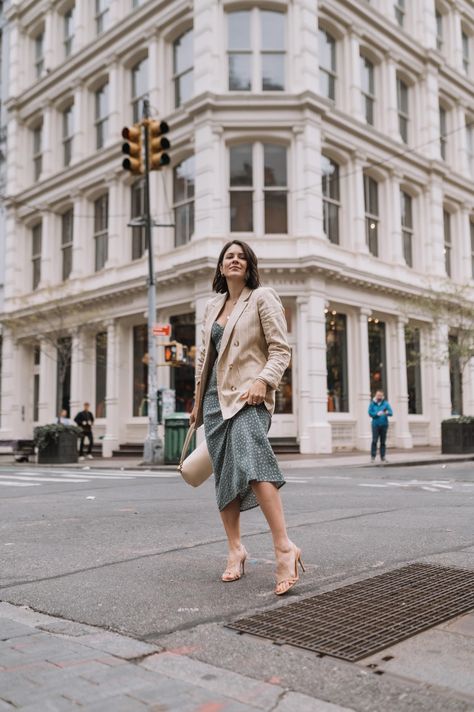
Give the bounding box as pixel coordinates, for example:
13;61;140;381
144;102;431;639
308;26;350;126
1;0;473;455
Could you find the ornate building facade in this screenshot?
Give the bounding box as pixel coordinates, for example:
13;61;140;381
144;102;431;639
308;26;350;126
1;0;473;454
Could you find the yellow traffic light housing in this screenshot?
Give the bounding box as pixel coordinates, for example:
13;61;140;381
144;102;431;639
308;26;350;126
148;120;170;170
163;341;187;366
122;124;143;174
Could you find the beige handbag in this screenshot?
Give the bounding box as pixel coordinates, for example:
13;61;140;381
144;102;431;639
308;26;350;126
178;425;213;487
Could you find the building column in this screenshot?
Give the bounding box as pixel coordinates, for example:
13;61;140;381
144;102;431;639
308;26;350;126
39;209;56;288
301;119;322;239
453;101;469;177
107;60;124;147
194;0;220;95
41;102;55;178
38;338;57;424
345;31;364;120
106;175;121;268
450;6;464;74
0;328;26;438
428;321;451;444
383;55;399;142
389;172;404;264
44;6;58;71
349;154;368;255
70;191;88;278
73;0;89;50
356;307;372;450
292;0;319;94
147;32;162;117
102;320;119;457
298;283;331;454
419;64;440;161
460;205;472;283
194;122;223;239
425;176;445;276
72;80;87;163
394;317;413;448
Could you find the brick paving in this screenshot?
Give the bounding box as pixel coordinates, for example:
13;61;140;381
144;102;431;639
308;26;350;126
0;603;353;712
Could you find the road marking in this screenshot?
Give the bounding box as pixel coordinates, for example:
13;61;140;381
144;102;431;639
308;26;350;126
3;475;90;483
0;481;41;487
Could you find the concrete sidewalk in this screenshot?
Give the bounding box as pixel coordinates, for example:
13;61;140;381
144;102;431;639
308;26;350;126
6;447;473;472
0;602;352;712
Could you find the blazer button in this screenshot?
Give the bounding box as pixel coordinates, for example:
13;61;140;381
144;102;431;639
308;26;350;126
234;340;239;347
231;386;236;391
229;364;233;369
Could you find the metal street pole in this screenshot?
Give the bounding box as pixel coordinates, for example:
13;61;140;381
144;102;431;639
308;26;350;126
142;99;162;465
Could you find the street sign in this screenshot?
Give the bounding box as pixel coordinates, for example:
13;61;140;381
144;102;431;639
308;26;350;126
153;323;171;337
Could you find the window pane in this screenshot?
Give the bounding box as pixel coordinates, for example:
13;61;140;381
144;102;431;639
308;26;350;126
132;59;148;100
95;332;107;418
403;230;413;267
95;234;108;271
369;320;387;396
400;191;412;227
264;191;287;233
229;54;251;90
261;11;285;51
321;156;339;200
174;204;194;247
176;70;193;106
174;29;193;75
397;79;408;113
320;71;335;101
405;326;422;414
62;210;73;245
174;157;195;202
361;56;374;94
262;53;284;90
323;201;339;244
230;145;252;186
62;245;72;280
319;29;336;73
264;145;286;187
95;85;108;119
230;192;253;232
133;325;148;417
326;313;349;412
364;175;378;215
228;11;251;51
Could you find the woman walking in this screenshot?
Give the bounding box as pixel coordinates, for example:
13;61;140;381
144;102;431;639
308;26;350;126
190;240;304;595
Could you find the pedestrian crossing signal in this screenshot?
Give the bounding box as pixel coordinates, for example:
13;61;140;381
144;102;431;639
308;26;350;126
163;341;187;365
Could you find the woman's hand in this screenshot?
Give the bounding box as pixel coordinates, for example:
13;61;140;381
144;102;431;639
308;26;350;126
240;379;267;406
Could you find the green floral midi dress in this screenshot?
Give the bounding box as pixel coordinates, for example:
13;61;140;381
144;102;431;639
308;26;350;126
203;322;285;512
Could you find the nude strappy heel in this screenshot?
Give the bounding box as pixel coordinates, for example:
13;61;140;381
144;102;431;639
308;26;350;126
274;545;305;596
222;547;248;582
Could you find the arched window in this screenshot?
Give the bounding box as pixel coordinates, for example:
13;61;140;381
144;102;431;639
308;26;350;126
364;174;379;256
321;155;340;244
173;156;195;247
360;54;375;125
173;29;193;108
400;190;413;267
397;77;409;143
319;28;336;101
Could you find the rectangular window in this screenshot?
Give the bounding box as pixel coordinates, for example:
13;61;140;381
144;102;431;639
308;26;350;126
64;7;75;57
405;326;422;414
33;125;42;180
95;332;107;418
132;59;148;123
34;32;44;78
33;345;40;422
449;334;463;416
94;194;108;271
322;155;340;245
326;312;349;412
95;83;108;149
394;0;405;27
228;11;252;91
397;78;409;143
61;209;73;281
435;10;443;51
95;0;109;35
260;10;285;90
443;209;452;277
62;105;74;167
173;30;193;108
173;156;195;247
439;105;447;160
319;28;336;101
462;32;470;75
364;175;379;256
360;55;375;125
32;223;42;290
133;325;148;417
368;319;387;396
230;144;253;232
400;190;413;267
131;180;146;259
263;144;287;234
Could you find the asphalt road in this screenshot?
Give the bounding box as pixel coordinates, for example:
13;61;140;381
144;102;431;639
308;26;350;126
1;460;473;712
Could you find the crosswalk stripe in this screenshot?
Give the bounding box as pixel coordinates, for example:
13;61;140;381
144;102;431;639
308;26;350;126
2;475;89;483
0;481;41;487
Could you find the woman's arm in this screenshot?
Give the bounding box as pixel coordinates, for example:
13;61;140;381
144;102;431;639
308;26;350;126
255;288;291;389
194;299;212;389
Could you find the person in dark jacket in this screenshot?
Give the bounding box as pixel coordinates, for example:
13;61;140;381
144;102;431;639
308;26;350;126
74;402;94;460
368;390;393;463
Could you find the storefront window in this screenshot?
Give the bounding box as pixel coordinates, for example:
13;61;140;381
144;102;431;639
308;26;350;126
95;332;107;418
275;362;293;414
170;314;195;413
133;325;148;416
368;319;386;396
326;312;349;412
405;326;422;414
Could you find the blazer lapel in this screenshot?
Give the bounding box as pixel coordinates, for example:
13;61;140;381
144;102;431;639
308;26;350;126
218;287;252;357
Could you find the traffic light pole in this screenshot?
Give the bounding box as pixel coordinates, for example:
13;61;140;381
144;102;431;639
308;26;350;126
142;99;162;465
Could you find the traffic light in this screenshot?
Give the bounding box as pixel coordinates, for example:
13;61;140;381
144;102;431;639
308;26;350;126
163;341;187;365
148;120;170;170
121;124;142;174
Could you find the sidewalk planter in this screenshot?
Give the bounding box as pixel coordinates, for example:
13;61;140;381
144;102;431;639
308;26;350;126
441;417;474;454
34;424;82;464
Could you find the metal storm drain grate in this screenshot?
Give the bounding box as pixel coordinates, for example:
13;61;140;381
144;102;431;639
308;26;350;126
227;563;474;662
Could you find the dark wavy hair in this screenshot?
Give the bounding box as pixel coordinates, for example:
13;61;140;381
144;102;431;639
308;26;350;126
212;240;261;294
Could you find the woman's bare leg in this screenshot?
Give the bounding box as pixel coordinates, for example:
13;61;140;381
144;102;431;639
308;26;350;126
220;497;247;580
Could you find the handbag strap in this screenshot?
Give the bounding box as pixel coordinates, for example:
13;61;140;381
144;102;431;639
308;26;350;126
178;424;196;472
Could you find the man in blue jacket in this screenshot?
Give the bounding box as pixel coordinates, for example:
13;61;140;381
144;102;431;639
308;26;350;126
368;390;393;463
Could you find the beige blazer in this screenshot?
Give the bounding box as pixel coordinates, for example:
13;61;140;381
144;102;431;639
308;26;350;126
194;286;291;427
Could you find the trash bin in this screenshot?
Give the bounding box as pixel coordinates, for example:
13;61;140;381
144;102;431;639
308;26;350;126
164;413;193;465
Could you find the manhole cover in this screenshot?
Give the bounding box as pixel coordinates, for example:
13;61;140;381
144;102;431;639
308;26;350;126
226;563;474;661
